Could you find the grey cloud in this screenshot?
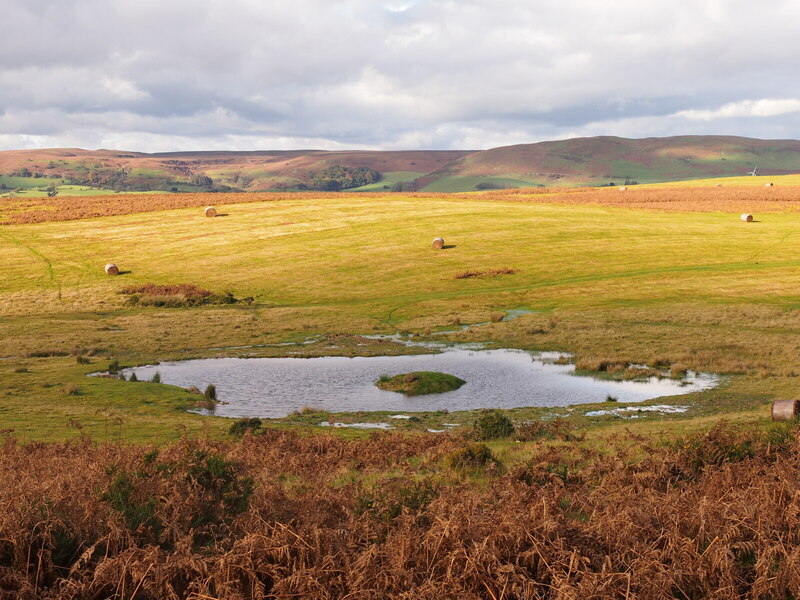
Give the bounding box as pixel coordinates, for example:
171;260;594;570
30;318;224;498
3;0;800;151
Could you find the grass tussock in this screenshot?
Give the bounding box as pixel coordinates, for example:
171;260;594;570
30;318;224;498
0;423;799;598
25;349;69;358
515;417;584;442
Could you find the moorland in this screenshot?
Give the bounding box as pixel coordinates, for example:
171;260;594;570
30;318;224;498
3;173;800;597
3;135;800;196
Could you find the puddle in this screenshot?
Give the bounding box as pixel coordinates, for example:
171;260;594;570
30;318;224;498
121;348;717;419
584;405;690;418
319;421;392;430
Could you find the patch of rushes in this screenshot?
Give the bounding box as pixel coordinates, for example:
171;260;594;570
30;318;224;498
120;283;248;308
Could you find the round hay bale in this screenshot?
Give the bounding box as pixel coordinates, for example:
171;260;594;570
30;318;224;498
772;399;799;421
618;186;627;191
432;237;444;250
740;213;754;222
765;182;774;187
204;206;218;217
104;263;119;276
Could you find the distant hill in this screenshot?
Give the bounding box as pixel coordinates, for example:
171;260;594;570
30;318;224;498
431;136;800;190
0;136;798;195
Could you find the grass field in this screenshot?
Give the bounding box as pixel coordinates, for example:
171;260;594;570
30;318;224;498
7;183;800;596
639;173;800;187
350;170;424;191
2;185;800;441
0;184;161;199
420;174;544;192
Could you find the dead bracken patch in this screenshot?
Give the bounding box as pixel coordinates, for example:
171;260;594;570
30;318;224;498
121;283;213;298
453;267;517;279
0;422;798;598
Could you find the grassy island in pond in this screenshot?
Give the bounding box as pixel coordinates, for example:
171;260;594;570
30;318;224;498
376;371;466;396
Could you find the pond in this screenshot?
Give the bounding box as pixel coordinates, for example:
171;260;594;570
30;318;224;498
121;348;718;419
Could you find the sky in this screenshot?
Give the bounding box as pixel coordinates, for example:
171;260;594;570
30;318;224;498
2;0;800;152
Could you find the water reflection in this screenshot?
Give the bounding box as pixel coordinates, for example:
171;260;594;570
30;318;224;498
123;348;717;419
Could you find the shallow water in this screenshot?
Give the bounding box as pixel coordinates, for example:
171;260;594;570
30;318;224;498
123;348;717;419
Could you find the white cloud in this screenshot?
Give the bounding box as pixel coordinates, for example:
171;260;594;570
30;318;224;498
674;98;800;121
101;77;149;102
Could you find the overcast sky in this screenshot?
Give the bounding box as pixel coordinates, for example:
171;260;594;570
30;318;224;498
2;0;800;152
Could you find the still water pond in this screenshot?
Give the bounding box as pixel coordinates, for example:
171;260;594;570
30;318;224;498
123;348;717;419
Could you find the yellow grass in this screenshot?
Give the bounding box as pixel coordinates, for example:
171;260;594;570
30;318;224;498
1;186;800;439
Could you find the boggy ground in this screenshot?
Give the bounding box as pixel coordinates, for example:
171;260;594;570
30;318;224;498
2;187;800;440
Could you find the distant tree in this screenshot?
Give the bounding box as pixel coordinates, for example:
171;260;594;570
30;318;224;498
12;167;31;177
189;174;214;188
475;181;514;190
390;180;418;192
309;165;380;191
46;185;58;197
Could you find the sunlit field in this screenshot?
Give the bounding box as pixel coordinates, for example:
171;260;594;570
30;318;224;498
5;183;800;597
3;184;800;440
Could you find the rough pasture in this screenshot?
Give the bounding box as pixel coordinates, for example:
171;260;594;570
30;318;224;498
4;180;800;226
2;186;800;441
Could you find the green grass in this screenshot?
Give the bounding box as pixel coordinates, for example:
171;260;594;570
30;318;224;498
421;175;542;192
0;185;162;198
350;171;425;191
0;174;63;190
639;173;800;187
376;371;466;395
2;190;800;440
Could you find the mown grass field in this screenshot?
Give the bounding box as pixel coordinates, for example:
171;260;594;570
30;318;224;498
2;184;800;441
640;173;800;187
419;174;543;192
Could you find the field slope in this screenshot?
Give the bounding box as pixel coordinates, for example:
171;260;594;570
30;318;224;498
6;177;800;598
2;185;800;440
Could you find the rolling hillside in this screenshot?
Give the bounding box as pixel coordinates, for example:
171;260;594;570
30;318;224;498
1;136;798;195
438;135;800;189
